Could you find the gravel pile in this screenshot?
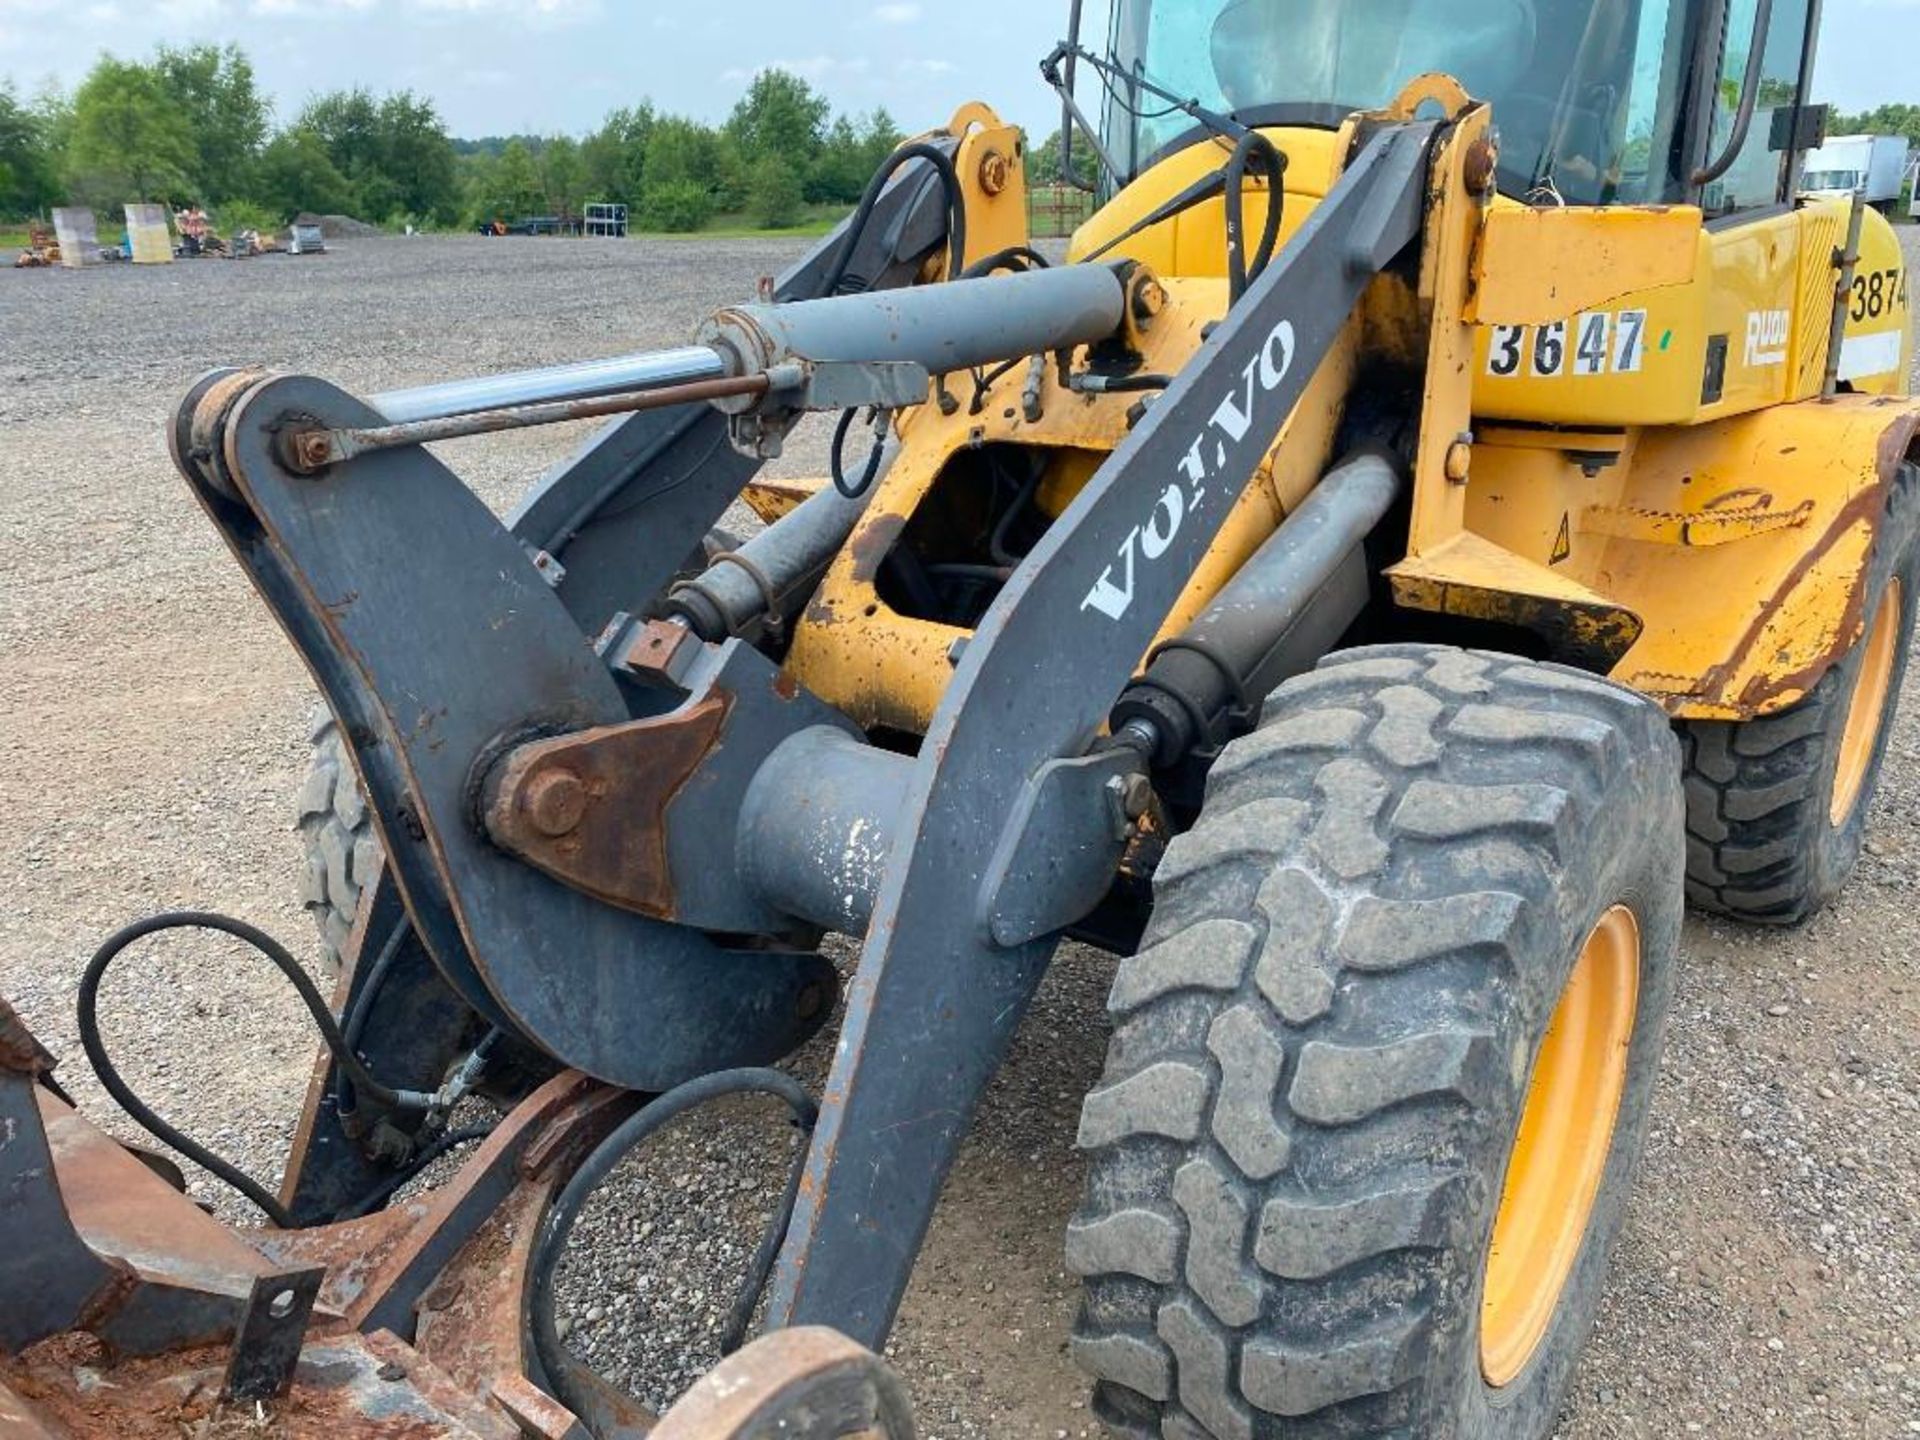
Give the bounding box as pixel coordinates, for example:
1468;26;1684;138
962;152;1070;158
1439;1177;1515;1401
2;229;1918;1437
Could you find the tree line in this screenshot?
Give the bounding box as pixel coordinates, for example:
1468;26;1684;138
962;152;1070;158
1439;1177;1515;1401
459;72;904;232
1831;104;1920;150
0;47;458;230
0;43;1091;235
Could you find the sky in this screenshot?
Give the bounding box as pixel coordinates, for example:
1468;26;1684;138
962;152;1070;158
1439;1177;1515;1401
0;0;1910;142
0;1;1081;139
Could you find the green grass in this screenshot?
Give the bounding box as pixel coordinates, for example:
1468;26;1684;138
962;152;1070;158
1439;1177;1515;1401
632;202;845;241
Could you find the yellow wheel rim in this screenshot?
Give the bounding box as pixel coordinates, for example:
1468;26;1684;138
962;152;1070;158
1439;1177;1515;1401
1480;905;1640;1390
1831;578;1903;828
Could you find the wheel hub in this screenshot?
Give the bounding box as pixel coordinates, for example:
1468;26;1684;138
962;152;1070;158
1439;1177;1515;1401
1831;577;1903;827
1480;904;1641;1389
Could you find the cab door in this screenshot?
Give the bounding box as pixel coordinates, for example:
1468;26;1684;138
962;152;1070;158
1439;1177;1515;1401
1693;0;1849;413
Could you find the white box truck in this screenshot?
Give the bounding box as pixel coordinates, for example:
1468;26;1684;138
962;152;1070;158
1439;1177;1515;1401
1801;134;1910;212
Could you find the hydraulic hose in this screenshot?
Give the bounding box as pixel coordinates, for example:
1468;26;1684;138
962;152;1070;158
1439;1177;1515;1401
1225;129;1287;304
831;406;889;499
819;141;967;298
333;916;410;1118
529;1068;818;1415
77;910;464;1226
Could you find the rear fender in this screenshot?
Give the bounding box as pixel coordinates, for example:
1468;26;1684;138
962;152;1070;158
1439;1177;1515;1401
1611;398;1920;718
1413;395;1920;718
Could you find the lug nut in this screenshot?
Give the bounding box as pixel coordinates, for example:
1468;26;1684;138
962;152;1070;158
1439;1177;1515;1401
283;428;335;474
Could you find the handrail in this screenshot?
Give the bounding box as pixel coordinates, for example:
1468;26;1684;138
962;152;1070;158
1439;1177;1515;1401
1692;0;1775;186
1060;0;1092;191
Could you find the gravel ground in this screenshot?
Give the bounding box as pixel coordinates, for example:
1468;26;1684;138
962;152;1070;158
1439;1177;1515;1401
3;231;1919;1437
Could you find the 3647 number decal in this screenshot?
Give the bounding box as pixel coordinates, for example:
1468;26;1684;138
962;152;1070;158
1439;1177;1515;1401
1488;310;1647;379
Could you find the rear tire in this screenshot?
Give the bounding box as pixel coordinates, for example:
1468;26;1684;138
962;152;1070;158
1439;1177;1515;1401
1681;461;1919;925
1069;645;1682;1439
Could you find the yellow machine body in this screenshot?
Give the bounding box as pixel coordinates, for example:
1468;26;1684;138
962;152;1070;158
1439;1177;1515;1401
782;96;1920;732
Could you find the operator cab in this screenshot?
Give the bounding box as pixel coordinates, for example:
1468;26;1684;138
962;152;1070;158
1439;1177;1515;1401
1089;0;1822;215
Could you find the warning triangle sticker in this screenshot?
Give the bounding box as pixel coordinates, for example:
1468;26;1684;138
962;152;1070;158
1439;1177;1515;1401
1550;513;1572;566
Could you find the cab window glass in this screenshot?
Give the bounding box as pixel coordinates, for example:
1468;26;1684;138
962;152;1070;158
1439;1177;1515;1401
1702;0;1812;212
1614;0;1692;202
1102;0;1706;206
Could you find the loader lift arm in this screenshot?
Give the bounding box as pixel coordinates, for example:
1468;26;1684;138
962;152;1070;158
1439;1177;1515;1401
766;117;1437;1340
166;113;1441;1368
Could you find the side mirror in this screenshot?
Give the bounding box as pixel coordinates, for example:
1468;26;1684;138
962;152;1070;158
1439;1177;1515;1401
1771;101;1828;154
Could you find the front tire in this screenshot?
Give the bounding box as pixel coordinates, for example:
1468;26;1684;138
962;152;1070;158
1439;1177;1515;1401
296;707;381;975
1069;645;1683;1439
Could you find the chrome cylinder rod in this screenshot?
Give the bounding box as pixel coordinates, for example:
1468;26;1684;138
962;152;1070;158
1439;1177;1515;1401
371;346;729;425
283;374;769;474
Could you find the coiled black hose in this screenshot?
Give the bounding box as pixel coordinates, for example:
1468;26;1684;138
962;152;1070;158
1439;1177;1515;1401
830;406;888;499
529;1067;818;1416
77;910;464;1227
818;140;967;298
820;140;972;499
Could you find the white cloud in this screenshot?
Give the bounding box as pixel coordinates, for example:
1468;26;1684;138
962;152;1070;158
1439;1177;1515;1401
872;2;919;22
721;54;872;84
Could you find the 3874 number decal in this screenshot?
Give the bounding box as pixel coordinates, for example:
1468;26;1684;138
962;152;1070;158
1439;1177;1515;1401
1487;310;1647;379
1851;267;1908;322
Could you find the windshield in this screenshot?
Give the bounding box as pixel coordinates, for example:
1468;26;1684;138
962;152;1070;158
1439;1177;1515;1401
1102;0;1702;204
1800;170;1860;191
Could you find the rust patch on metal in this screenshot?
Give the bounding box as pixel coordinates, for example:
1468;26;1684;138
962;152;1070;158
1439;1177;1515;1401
607;618;699;684
489;1373;583;1440
1725;480;1889;712
1462;136;1499;195
412;1183;542;1403
483;694;732;920
39;1095;291;1351
1;1330;512;1439
516;1082;634;1182
522;770;588;838
0;994;55;1074
648;1327;914;1440
847;512;908;584
978;149;1010;197
344;1073;608;1335
255;1208;422;1319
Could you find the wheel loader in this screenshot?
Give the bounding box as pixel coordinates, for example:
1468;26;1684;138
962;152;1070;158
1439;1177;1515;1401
5;0;1914;1437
